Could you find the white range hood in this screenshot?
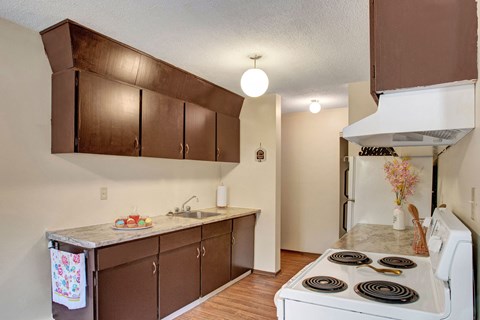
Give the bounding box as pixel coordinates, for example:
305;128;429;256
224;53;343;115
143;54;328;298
343;84;475;147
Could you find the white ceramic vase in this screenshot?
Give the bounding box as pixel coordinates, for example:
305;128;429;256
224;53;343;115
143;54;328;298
393;205;406;230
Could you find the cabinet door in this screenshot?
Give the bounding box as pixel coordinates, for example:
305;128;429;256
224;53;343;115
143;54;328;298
77;71;140;156
231;215;255;279
201;233;231;296
185;103;215;161
159;243;201;318
142;90;184;159
97;255;158;320
216;113;240;163
371;0;477;95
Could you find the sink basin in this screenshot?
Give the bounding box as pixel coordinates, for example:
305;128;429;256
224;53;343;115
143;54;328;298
176;211;222;219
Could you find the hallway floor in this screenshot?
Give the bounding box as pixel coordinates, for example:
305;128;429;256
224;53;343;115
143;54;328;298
176;250;319;320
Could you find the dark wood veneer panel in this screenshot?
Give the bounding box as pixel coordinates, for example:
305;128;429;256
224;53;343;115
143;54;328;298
142;90;185;159
372;0;477;92
77;71;140;156
136;55;186;98
185;103;216;161
97;256;157;320
231;214;255;279
159;242;201;318
201;234;231;296
51;70;76;153
96;237;158;270
41;23;74;73
217;113;240;163
159;227;201;253
202;220;232;240
70;24;141;84
182;74;243;118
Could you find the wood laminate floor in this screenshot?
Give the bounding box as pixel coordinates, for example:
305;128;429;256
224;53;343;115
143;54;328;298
176;250;319;320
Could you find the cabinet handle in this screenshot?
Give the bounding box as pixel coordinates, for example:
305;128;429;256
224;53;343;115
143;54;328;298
196;247;200;259
152;261;157;275
202;246;206;257
179;143;184;154
232;235;236;246
217;147;220;159
134;137;139;150
185;144;190;155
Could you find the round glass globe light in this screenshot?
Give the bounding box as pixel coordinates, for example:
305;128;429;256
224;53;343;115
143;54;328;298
309;101;321;113
241;68;269;97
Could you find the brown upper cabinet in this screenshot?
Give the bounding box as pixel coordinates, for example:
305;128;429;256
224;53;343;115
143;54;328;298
370;0;478;101
142;90;185;159
41;19;244;162
216;113;240;163
41;19;244;118
185;103;216;161
52;70;140;156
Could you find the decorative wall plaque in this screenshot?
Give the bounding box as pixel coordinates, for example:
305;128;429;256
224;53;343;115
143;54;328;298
255;143;266;162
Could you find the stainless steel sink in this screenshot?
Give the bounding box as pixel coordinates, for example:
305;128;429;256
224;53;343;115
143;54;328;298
176;211;222;219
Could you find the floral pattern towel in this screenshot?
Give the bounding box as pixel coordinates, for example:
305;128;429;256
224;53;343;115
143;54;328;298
50;249;86;310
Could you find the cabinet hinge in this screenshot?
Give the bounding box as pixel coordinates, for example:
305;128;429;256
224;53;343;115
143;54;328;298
372;65;376;79
93;274;97;287
75;76;79;87
74;137;79;147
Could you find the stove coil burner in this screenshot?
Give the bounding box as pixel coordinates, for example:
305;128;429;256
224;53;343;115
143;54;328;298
378;256;417;269
327;251;372;265
354;281;419;304
302;276;348;293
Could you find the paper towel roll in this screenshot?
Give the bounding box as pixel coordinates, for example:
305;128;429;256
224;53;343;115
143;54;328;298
217;185;227;208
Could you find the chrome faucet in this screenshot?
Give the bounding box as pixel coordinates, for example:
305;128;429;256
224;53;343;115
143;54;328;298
181;195;198;212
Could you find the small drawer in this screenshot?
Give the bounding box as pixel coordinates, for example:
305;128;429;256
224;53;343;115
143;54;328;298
233;214;256;230
202;220;232;240
96;237;159;271
160;227;201;253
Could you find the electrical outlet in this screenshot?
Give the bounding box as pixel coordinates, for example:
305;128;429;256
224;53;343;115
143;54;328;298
100;187;108;200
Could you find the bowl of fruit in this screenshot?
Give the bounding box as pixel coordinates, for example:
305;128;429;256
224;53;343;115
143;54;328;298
113;215;153;230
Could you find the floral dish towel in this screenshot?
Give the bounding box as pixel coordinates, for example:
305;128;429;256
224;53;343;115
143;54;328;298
50;249;86;309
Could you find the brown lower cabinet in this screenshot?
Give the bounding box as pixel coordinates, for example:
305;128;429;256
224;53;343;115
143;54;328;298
201;233;232;296
159;227;201;319
231;214;256;279
51;216;256;320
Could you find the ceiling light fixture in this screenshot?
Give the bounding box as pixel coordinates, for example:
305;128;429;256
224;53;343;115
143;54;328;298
241;55;269;98
309;100;322;113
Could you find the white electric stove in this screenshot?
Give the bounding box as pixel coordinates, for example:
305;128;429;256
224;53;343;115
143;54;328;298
275;208;473;320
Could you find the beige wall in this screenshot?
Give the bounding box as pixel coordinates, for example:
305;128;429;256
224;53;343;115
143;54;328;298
221;94;282;272
0;18;280;319
436;5;480;315
281;108;348;253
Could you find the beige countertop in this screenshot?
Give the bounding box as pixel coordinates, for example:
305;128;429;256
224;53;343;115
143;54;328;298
47;207;260;249
331;224;424;256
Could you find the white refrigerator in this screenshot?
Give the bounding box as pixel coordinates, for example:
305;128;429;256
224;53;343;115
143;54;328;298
340;156;433;236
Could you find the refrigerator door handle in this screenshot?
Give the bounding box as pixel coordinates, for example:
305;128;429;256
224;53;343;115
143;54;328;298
343;167;349;198
342;201;348;232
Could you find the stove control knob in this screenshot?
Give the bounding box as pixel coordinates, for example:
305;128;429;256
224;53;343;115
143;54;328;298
428;235;443;253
